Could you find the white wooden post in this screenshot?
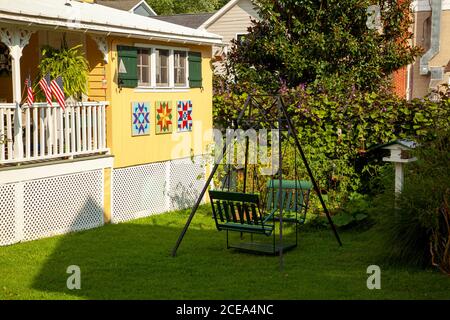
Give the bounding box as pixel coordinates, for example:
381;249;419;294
76;105;81;152
101;103;106;149
6;108;13;159
92;106;98;150
0;28;34;161
394;162;404;195
12;46;23;160
82;105;87;151
70;106;76;155
32;107;38;157
87;105;92;151
382;140;417;198
64;106;70;154
25;107;30;158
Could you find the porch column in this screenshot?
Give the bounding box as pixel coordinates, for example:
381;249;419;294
0;27;34;160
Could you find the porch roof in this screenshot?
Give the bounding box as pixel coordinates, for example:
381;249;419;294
0;0;222;45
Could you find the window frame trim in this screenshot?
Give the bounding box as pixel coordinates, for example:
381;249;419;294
134;43;190;89
173;49;188;88
137;47;151;87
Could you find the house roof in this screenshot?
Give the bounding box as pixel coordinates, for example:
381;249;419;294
0;0;222;45
95;0;141;11
96;0;157;15
371;139;418;151
153;13;215;29
199;0;249;29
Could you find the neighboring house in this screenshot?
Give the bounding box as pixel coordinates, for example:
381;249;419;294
156;0;259;60
199;0;258;55
0;0;221;246
406;0;450;99
95;0;157;17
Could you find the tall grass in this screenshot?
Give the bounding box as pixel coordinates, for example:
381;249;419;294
372;131;450;273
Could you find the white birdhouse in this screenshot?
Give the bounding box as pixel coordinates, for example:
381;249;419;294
380;139;418;194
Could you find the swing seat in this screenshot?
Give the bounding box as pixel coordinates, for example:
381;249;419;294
266;180;312;224
209;190;275;236
209;190;298;254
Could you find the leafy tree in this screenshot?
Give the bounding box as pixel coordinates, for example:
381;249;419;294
146;0;174;15
228;0;422;92
147;0;229;15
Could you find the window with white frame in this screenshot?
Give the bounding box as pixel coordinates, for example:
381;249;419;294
137;48;151;86
174;50;187;87
155;48;169;87
135;46;188;89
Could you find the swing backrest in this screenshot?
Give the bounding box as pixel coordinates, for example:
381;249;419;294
209;190;265;227
266;180;312;214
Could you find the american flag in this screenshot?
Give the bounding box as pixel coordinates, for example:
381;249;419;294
25;75;34;106
38;73;52;107
50;76;65;110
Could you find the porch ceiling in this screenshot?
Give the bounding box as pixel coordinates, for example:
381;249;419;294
0;0;222;45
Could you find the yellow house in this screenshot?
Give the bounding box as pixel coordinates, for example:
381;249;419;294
0;0;222;245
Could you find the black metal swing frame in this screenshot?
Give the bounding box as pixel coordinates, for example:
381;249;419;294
171;95;342;269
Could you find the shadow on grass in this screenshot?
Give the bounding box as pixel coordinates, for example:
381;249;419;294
29;201;450;299
30;203;296;299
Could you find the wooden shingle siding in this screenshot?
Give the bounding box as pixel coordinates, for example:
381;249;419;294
206;0;259;46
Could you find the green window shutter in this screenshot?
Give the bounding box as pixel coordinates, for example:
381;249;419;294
117;45;138;88
188;52;202;88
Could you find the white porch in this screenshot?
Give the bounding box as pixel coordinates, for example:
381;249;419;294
0;101;109;165
0;23;110;165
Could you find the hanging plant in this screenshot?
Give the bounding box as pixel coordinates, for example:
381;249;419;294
38;40;89;100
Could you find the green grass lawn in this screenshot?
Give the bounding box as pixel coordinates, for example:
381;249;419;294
0;206;449;300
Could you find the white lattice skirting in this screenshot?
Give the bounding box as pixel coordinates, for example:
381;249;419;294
0;156;208;245
0;170;104;246
111;156;207;224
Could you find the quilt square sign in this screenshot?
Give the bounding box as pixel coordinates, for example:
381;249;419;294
156;101;173;134
132;102;150;136
177;100;193;132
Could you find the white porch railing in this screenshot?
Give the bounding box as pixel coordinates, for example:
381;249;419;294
0;101;109;164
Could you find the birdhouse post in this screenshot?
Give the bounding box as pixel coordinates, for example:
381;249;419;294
381;140;418;195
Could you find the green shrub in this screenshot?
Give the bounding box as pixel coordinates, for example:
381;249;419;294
331;193;371;229
372;132;450;273
213;79;450;210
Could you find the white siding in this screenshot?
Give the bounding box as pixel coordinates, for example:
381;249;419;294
206;0;259;47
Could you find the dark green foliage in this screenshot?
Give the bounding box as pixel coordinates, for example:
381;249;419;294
372;132;450;271
228;0;421;92
213;79;450;208
331;193;370;229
